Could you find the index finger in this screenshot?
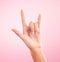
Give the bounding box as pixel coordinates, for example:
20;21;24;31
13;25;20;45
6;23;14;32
21;10;27;27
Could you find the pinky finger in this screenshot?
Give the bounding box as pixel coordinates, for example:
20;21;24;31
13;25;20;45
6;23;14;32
37;14;41;28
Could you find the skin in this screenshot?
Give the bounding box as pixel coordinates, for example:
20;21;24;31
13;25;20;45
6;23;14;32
12;10;46;62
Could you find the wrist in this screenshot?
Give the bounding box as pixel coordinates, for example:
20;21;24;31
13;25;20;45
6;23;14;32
30;46;41;54
30;47;46;62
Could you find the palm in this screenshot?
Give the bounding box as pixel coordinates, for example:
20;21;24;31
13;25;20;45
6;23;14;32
12;10;41;49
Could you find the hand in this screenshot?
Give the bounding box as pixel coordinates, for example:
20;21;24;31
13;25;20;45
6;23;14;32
12;10;46;62
12;10;41;50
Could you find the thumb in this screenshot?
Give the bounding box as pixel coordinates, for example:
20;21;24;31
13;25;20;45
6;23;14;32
11;29;25;41
11;29;33;49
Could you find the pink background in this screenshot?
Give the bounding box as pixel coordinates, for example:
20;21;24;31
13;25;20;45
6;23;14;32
0;0;60;62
